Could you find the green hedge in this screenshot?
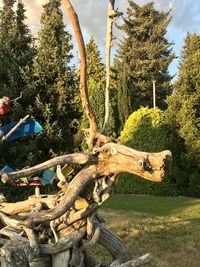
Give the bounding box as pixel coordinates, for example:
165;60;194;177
120;107;173;152
115;173;178;196
118;107;179;196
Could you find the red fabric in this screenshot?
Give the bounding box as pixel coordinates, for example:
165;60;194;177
0;96;11;114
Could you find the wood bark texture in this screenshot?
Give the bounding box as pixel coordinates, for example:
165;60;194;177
62;0;98;148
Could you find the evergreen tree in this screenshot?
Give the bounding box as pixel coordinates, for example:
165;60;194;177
0;0;17;97
166;33;200;196
25;0;78;163
116;1;174;128
167;33;200;166
0;1;36;168
82;36;105;130
0;0;35;100
14;1;36;71
81;36;116;135
0;0;15;48
86;36;105;84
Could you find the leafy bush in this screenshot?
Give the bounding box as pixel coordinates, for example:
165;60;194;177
117;107;178;196
115;173;178;196
120;107;173;152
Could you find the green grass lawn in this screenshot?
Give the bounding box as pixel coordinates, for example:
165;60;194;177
91;194;200;267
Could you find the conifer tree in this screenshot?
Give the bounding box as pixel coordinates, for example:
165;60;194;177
80;36;116;135
14;1;36;70
116;1;174;128
0;1;36;168
86;36;105;84
167;33;200;167
25;0;78;162
81;36;105;130
0;0;35;99
0;0;17;96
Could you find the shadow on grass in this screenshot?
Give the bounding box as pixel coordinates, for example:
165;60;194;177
94;205;200;267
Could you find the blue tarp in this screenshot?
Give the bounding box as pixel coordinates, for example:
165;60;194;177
0;165;55;185
0;165;15;175
1;119;43;141
40;169;56;185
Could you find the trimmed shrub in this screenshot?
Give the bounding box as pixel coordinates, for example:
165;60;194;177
115;173;178;197
116;107;178;196
120;107;172;152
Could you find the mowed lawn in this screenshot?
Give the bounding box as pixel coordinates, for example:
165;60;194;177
92;194;200;267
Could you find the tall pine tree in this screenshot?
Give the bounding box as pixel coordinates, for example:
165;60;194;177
81;36;116;135
167;33;200;167
166;33;200;196
116;1;174;128
0;1;36;168
0;0;35;98
25;0;78;163
82;36;105;130
0;0;17;97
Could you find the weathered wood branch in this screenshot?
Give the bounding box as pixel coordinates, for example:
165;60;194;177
0;115;29;143
98;143;172;182
0;144;171;231
0;195;55;215
39;225;86;255
110;253;153;267
1;153;95;179
102;0;115;134
0;241;30;267
62;0;98;147
96;222;131;263
102;1;123;134
18;166;99;227
1;143;172;183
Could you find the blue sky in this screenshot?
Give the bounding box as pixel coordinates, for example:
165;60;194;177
0;0;200;79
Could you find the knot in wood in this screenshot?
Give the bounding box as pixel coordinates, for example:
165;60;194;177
1;173;10;184
138;159;145;172
110;147;117;156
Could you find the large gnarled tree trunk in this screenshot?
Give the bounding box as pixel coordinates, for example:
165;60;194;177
0;1;172;266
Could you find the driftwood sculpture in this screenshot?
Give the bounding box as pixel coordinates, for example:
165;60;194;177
0;1;172;266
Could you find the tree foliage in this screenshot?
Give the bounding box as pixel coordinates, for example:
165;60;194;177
0;0;35;99
80;36;116;136
116;0;174;128
21;0;78;163
0;0;19;98
167;33;200;165
83;36;106;130
0;0;36;168
116;107;177;196
166;33;200;196
121;107;172;152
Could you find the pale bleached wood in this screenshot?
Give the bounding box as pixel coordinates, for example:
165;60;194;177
97;223;131;263
39;226;86;255
3;153;95;179
52;249;70;267
102;0;122;134
110;253;153;267
0;115;29;142
62;0;98;147
1;144;172;183
18;166;99;227
0;195;55;215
